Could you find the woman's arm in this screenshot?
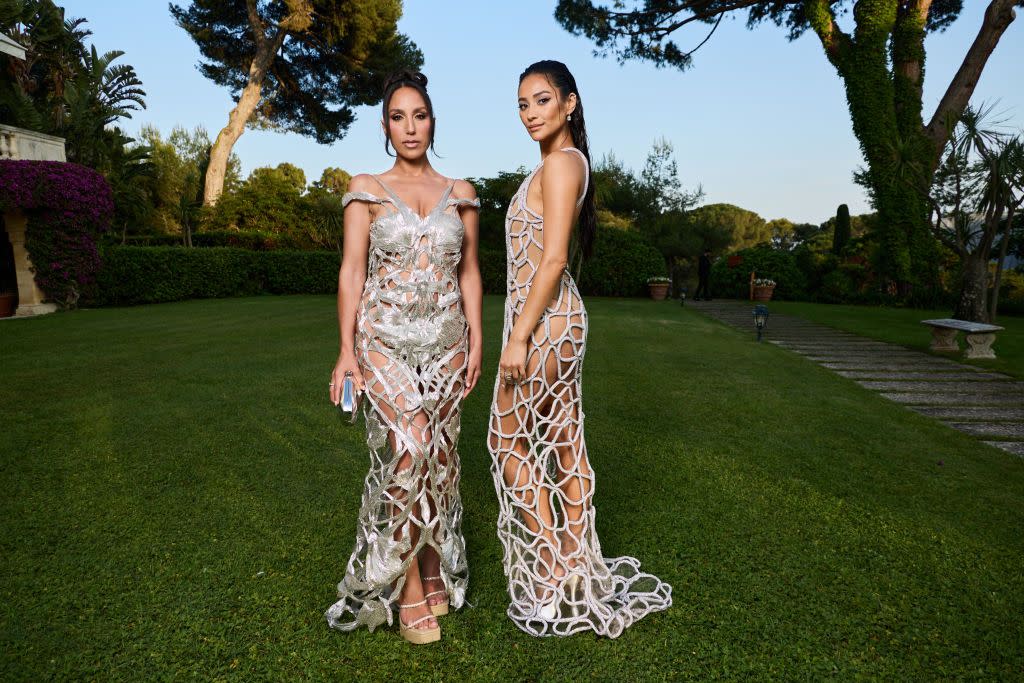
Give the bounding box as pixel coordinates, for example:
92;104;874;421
454;179;483;396
329;174;374;403
500;151;585;384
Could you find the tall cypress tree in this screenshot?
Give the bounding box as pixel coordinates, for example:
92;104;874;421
833;203;851;256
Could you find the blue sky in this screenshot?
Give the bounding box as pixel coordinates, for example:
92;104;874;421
60;1;1023;225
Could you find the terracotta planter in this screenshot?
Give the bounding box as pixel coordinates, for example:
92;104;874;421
752;286;774;302
648;283;670;300
0;292;17;318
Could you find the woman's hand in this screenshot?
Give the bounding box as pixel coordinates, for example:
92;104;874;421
463;334;483;397
498;337;528;388
329;353;365;405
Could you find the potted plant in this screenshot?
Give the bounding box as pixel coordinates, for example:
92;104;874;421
647;276;671;301
0;233;17;318
752;277;776;302
0;288;16;318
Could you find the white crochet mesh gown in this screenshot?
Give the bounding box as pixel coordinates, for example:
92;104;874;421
326;177;479;633
487;148;672;638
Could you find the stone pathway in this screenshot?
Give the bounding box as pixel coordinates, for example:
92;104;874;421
688;299;1024;457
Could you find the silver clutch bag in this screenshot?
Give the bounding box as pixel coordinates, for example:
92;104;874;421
337;375;362;424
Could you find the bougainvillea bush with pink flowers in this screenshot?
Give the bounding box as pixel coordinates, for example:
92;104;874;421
0;160;113;308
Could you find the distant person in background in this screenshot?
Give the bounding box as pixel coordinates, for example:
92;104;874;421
694;248;712;301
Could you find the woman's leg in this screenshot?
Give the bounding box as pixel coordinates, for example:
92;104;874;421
418;345;467;611
364;346;438;632
542;307;591;562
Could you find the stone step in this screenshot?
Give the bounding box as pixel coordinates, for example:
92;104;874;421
836;370;1007;381
819;360;977;371
880;392;1024;406
984;441;1024;456
911;406;1024;421
857;380;1024;393
947;423;1024;439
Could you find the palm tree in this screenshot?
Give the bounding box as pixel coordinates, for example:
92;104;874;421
928;105;1024;322
63;45;145;168
0;0;90;131
106;134;155;243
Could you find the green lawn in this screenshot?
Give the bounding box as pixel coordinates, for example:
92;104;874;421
765;300;1024;380
2;295;1023;680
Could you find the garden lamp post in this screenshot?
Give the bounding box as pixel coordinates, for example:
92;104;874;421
679;285;687;307
753;305;769;342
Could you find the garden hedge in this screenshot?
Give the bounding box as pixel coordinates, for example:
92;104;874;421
91;225;663;306
93;247;340;305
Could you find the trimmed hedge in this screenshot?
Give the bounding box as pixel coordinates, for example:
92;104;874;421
261;250;340;295
91;227;664;307
92;246;338;306
113;231;310;251
578;227;666;297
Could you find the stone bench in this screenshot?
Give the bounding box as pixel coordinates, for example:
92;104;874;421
921;318;1004;359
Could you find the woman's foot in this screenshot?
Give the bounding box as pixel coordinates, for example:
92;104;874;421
398;599;440;645
534;540;570;620
420;575;449;616
418;547;449;616
397;566;440;644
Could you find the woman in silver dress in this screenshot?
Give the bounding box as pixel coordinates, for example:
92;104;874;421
326;71;482;645
487;60;672;638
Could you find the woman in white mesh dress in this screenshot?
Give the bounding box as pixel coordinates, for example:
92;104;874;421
487;60;672;638
326;72;482;645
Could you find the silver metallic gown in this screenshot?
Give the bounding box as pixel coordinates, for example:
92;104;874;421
487;148;672;638
326;177;480;633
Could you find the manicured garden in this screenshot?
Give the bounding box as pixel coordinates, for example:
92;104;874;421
2;295;1022;680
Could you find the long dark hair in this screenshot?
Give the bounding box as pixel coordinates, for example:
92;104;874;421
518;60;596;260
381;70;436;157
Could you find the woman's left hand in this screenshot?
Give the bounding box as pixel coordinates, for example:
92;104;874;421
464;340;482;397
498;337;528;388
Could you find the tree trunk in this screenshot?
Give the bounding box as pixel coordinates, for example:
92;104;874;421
925;0;1018;167
989;206;1016;322
202;33;284;206
805;0;1014;304
954;253;990;322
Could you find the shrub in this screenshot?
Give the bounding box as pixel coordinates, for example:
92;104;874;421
997;269;1024;316
261;251;339;294
0;160;113;307
113;230;310;250
711;246;807;300
479;247;506;295
577;226;666;297
91;228;667;307
93;246;262;305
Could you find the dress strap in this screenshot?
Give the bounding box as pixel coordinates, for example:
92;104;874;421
341;190;389;208
447;183;480;210
373;175;461;218
370;175;405;205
